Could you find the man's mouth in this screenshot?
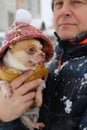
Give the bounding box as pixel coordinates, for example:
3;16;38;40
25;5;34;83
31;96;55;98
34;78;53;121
59;23;76;27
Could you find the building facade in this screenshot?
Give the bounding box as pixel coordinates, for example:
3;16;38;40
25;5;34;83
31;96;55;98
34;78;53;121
0;0;53;31
0;0;16;31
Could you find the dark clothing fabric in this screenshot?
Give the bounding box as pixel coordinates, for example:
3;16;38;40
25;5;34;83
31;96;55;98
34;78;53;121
39;32;87;130
0;118;28;130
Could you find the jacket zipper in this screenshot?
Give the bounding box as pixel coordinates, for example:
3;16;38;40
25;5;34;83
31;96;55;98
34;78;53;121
58;52;63;69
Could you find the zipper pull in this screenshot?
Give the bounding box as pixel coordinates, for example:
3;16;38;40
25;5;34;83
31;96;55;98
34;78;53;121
58;53;63;69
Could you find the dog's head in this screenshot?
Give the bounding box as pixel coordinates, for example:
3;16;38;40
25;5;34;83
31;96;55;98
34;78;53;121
3;39;45;71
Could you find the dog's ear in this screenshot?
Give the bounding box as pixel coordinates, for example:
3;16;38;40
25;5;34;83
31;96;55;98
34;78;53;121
9;45;14;49
8;45;16;53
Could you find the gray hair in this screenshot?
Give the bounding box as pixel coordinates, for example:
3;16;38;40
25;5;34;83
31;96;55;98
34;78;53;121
51;0;54;11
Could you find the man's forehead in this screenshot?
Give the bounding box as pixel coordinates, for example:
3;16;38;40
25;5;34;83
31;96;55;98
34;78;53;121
53;0;86;1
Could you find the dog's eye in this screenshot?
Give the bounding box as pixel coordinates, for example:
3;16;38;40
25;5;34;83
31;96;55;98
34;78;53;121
28;46;36;54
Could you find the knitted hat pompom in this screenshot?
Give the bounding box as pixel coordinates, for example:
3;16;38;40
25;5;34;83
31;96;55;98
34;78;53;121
16;9;32;25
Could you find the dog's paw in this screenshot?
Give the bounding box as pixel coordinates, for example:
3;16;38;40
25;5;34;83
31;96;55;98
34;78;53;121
0;80;12;98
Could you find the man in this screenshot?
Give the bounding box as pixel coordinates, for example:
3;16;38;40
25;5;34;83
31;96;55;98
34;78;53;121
38;0;87;130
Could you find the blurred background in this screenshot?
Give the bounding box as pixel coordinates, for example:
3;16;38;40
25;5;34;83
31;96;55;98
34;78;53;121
0;0;57;45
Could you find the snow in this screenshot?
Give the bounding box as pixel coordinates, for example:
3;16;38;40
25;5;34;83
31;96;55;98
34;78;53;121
73;56;85;61
84;73;87;79
81;78;87;86
54;68;59;75
64;99;72;114
59;61;68;71
60;96;72;114
70;65;73;70
61;96;67;100
83;128;87;130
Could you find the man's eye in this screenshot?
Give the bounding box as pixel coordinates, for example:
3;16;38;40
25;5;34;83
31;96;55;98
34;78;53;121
28;46;36;54
72;0;82;5
54;1;63;8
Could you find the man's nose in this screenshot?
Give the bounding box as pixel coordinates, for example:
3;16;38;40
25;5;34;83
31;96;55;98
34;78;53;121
60;3;72;16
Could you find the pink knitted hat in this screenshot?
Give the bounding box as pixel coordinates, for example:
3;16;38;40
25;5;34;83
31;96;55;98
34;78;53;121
0;9;54;62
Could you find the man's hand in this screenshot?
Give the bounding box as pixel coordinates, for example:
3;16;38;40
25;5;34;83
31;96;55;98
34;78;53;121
0;70;43;122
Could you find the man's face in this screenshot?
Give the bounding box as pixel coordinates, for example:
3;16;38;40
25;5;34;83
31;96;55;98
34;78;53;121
53;0;87;40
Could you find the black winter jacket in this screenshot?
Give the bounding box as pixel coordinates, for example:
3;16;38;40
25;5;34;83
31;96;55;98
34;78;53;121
39;32;87;130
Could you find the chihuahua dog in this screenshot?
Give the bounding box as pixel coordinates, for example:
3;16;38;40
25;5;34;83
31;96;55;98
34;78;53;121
0;39;46;130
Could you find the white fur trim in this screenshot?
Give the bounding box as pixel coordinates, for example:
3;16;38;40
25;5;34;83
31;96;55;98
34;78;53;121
16;9;32;25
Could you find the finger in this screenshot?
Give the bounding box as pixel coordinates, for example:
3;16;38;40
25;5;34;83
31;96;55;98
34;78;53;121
18;100;35;115
11;70;33;89
35;86;43;107
22;92;36;103
24;100;35;111
15;79;43;96
33;122;45;129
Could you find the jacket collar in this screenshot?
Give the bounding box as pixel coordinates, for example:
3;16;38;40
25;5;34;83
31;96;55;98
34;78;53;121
54;31;87;44
54;31;87;63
